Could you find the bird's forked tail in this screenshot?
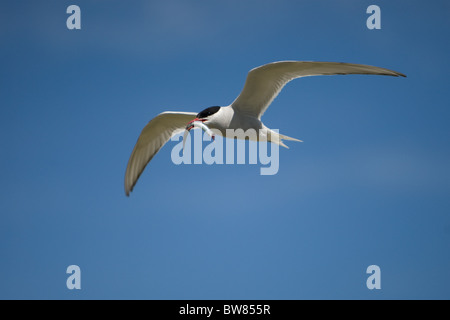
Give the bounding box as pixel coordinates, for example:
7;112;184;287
268;130;303;149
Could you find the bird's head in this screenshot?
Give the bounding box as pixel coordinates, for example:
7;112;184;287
185;106;221;131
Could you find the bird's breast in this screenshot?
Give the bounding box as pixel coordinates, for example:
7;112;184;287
206;106;265;139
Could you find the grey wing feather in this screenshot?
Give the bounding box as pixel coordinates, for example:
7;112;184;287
231;61;406;119
124;111;197;196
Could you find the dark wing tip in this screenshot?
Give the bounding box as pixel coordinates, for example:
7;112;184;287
386;71;406;78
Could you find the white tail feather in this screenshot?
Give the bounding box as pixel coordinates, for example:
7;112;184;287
268;131;302;149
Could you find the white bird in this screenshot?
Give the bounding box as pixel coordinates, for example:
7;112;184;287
125;61;405;196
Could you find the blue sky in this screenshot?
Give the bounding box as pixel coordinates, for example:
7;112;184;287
1;0;449;299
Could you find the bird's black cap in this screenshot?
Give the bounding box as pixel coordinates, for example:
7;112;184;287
197;106;221;119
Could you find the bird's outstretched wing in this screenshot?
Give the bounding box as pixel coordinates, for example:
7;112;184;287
231;61;406;119
124;111;197;196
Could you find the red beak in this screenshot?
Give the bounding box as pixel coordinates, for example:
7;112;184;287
186;118;207;131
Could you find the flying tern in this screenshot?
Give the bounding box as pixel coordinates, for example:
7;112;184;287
125;61;405;196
